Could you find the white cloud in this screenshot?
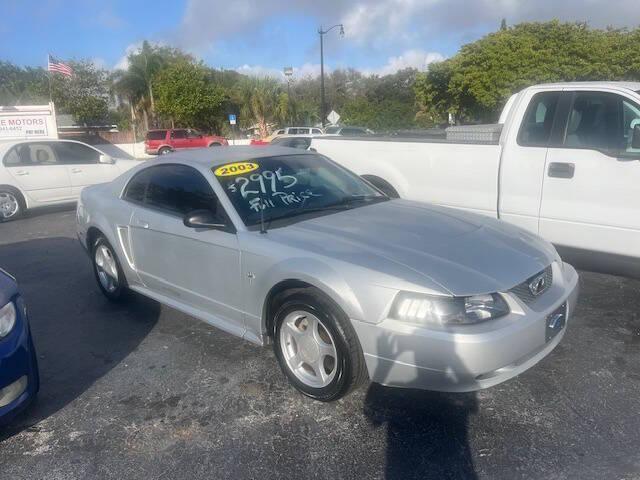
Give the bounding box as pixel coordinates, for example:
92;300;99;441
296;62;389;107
114;42;142;71
361;49;445;76
234;62;323;80
175;0;640;52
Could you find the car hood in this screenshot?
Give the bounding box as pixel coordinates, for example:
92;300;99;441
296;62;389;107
268;199;557;296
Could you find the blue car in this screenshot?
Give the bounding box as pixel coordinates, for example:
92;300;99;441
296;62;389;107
0;268;39;425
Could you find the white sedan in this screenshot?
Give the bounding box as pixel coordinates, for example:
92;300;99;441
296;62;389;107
0;139;140;221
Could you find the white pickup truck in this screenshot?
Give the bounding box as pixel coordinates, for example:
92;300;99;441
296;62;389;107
312;82;640;277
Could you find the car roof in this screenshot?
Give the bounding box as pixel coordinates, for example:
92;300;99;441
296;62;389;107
528;81;640;92
160;145;316;167
0;138;98;156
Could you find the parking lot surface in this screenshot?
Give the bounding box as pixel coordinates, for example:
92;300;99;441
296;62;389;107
0;208;639;480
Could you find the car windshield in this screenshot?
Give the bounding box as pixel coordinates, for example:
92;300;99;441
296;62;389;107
214;154;387;229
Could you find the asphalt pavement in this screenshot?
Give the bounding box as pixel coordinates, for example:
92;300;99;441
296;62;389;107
0;207;639;480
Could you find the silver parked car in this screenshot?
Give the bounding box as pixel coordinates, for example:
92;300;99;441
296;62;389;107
77;146;579;401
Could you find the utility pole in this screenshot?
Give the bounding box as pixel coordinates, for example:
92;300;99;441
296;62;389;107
318;24;344;127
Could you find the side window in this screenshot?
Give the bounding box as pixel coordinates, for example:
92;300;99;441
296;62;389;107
26;143;59;165
187;129;202;138
312;129;322;135
287;128;298;135
123;168;153;204
291;138;311;149
3;146;27;166
276;130;285;135
297;128;310;135
171;130;187;139
622;99;640;155
341;128;366;136
145;165;218;216
52;142;100;164
518;92;560;146
564;92;620;151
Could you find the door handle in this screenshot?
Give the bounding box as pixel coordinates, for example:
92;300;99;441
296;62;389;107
71;168;83;173
548;162;575;179
15;170;29;176
135;219;149;229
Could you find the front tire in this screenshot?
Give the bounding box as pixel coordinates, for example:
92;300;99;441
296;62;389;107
92;236;128;302
158;147;172;155
0;187;25;222
273;290;367;401
208;142;222;147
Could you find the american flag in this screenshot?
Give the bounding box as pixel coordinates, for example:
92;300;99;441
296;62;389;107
48;55;73;77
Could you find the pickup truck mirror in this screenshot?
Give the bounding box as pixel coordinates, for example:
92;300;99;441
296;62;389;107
99;154;115;164
183;209;226;230
632;125;640;149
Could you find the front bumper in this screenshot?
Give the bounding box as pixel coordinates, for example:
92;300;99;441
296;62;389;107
0;296;39;425
351;262;579;392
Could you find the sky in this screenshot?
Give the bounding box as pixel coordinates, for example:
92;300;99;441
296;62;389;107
1;0;639;79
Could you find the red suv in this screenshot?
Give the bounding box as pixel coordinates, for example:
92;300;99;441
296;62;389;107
145;128;228;155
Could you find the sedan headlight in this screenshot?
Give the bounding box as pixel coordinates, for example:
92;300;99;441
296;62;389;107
0;301;17;338
390;291;509;326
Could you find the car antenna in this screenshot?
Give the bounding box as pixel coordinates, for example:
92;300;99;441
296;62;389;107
259;188;267;234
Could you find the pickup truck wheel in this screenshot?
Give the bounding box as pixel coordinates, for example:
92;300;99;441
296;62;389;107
92;236;128;302
361;175;399;198
208;142;222;147
273;290;367;401
0;187;25;222
158;147;172;155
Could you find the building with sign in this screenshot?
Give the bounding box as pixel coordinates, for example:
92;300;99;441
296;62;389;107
0;103;59;141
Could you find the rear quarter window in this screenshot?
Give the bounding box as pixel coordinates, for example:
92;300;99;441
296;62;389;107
146;131;167;141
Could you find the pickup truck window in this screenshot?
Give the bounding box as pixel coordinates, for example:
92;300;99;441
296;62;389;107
517;92;560;146
560;92;640;157
564;92;619;151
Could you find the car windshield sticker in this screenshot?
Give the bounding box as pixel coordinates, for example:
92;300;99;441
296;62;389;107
214;162;259;177
220;168;323;212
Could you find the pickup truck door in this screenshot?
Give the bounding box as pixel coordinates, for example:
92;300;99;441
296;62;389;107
126;164;245;337
498;90;562;234
3;142;72;203
539;90;640;270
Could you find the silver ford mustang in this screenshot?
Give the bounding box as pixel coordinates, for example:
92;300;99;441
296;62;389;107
77;146;579;401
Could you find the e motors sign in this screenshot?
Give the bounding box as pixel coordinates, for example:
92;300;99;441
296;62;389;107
0;103;58;140
0;116;49;138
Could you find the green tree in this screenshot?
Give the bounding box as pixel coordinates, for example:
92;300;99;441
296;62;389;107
236;77;282;137
153;61;226;132
415;21;640;122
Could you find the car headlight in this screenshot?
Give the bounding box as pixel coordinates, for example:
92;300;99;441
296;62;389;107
0;301;16;338
390;291;509;326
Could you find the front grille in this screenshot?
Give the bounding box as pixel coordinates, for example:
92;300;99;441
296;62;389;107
509;265;553;304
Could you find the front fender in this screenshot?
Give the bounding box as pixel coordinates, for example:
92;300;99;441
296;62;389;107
248;257;366;338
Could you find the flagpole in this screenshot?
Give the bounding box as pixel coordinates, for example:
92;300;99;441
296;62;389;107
47;54;53;103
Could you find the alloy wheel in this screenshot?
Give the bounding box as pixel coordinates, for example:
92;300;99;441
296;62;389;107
279;310;338;388
0;192;19;219
94;244;119;293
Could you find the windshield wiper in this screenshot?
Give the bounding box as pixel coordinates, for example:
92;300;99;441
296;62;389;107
258;195;387;231
261;203;352;229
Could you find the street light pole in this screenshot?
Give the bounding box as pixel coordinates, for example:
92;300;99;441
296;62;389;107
318;24;344;127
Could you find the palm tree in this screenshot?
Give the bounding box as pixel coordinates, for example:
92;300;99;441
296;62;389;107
112;41;165;130
238;77;282;137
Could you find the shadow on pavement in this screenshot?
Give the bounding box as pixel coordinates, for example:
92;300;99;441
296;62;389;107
363;329;479;479
0;236;160;441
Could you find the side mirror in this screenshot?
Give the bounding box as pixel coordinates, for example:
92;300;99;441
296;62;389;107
183;209;226;229
99;154;115;164
632;125;640;149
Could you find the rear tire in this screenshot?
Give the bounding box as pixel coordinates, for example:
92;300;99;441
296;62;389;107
92;236;128;302
0;187;25;222
158;147;172;155
272;290;367;401
208;142;222;147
